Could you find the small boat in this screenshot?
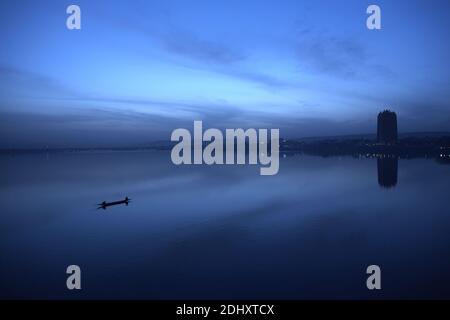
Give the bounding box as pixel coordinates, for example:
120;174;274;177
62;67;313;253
97;197;131;209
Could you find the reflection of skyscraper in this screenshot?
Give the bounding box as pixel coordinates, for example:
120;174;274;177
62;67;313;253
377;110;398;144
377;157;398;188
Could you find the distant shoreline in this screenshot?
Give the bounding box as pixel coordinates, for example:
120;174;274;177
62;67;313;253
1;131;449;153
1;132;450;160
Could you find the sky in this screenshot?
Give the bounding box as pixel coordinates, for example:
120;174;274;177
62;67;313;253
0;0;449;148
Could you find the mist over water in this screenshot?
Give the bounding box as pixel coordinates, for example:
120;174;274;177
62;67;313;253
1;151;449;299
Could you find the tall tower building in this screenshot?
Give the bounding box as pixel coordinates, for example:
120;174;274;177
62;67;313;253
377;110;398;144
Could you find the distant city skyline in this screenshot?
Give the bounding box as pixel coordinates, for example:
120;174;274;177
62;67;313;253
1;0;450;148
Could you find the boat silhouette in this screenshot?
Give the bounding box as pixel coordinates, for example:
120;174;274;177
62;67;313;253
97;197;131;210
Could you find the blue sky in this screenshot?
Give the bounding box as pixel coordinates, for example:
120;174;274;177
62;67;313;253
0;0;449;147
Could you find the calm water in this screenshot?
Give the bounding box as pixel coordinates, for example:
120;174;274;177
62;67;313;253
1;151;450;299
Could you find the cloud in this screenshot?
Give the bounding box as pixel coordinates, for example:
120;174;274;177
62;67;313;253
112;9;244;65
161;30;245;65
150;28;298;89
295;28;395;80
298;37;365;78
0;65;78;100
214;67;299;90
0;95;246;148
0;96;377;148
107;10;300;90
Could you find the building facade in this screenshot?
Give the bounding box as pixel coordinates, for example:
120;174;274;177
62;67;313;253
377;110;398;144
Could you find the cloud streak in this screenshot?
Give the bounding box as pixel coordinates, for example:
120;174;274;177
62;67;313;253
294;27;395;80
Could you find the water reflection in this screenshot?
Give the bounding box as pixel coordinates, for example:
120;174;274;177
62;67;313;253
1;151;450;299
377;156;398;188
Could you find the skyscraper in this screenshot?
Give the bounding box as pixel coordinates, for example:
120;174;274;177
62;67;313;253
377;110;398;144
